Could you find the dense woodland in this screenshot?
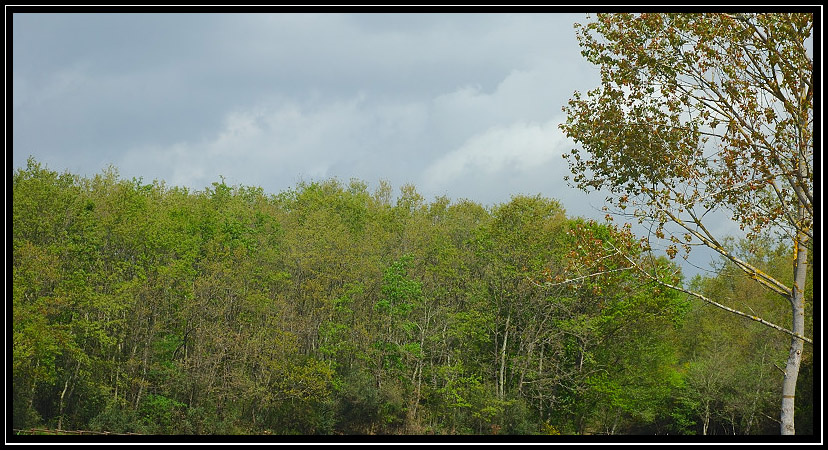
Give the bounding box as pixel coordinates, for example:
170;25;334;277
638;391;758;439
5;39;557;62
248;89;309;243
11;158;813;435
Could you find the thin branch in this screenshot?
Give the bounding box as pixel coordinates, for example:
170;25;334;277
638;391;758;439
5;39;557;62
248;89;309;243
725;13;813;94
607;242;812;345
768;177;810;239
663;206;793;298
525;266;635;290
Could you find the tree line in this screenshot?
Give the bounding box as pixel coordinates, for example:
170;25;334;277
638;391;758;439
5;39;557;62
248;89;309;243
11;158;813;435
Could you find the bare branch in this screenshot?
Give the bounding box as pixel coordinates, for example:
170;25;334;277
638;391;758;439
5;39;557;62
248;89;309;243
663;206;793;298
606;241;811;345
659;278;809;344
525;266;635;290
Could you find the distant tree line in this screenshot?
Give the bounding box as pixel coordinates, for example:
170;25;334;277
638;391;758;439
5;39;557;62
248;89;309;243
12;158;813;435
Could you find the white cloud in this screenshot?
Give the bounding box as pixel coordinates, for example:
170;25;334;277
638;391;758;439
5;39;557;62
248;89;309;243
114;52;583;205
422;118;567;192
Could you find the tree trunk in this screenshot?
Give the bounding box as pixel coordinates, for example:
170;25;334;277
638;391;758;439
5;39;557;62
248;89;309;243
499;314;510;400
780;225;808;435
57;360;80;431
134;327;152;410
702;400;710;436
610;408;620;435
57;378;70;430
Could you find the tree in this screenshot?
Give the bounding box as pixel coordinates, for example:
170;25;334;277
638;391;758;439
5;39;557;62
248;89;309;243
676;235;812;435
560;13;813;434
535;218;689;434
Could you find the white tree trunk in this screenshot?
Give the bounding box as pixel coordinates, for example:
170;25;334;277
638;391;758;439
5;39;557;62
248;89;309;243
780;225;808;435
499;314;510;400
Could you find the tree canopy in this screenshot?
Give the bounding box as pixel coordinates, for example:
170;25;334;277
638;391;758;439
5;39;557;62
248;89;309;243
11;157;813;437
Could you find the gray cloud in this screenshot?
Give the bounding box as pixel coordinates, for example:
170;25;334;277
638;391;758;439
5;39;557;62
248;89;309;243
13;13;593;172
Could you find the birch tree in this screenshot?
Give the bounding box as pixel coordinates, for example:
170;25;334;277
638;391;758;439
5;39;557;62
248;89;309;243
559;12;813;435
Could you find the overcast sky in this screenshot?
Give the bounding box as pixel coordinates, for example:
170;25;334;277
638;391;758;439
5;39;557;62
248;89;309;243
12;12;740;277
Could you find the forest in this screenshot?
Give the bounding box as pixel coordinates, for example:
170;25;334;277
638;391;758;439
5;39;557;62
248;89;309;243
11;157;813;436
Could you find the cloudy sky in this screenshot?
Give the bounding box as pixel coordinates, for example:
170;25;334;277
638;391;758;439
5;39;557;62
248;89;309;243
12;11;738;277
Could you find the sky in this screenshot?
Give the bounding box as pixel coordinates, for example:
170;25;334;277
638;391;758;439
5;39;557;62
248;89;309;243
11;12;742;278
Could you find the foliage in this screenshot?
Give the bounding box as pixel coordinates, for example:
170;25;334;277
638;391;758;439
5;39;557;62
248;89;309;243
11;157;807;435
